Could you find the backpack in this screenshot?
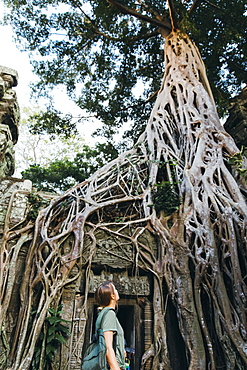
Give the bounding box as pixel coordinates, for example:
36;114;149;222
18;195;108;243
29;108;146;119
81;308;115;370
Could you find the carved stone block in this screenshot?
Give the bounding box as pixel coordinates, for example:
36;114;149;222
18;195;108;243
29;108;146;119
0;66;20;177
0;66;19;142
0;178;32;232
0;124;15;177
89;271;150;296
90;227;158;270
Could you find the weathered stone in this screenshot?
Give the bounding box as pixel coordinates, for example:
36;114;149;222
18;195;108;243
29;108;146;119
224;87;247;148
89;270;150;296
0;178;32;233
88;227;158;269
0;66;20;177
58;292;87;370
0;125;15;178
0;66;19;143
0;66;18;89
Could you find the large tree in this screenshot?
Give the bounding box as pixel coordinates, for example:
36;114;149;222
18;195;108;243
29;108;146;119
1;1;247;370
2;0;247;144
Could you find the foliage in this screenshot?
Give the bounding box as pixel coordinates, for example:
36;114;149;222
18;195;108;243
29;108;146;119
228;145;247;178
15;106;120;191
28;107;77;139
2;0;247;145
16;107;119;192
14;106;86;175
27;192;50;220
31;305;70;370
148;159;181;215
22;142;119;192
150;181;180;215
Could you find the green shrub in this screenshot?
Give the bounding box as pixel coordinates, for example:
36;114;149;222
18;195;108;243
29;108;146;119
31;305;70;369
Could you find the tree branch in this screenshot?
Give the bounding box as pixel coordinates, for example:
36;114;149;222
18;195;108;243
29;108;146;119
188;0;203;14
109;89;159;115
72;0;161;42
167;0;179;30
105;0;171;32
204;0;246;26
136;0;162;20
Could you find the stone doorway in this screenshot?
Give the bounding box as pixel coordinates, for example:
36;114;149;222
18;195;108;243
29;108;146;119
83;297;143;370
81;270;153;369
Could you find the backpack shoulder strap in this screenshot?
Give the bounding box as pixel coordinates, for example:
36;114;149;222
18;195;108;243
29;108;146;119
98;307;115;329
98;308;117;352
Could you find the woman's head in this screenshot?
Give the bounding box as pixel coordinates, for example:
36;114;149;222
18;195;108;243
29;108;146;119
95;281;118;307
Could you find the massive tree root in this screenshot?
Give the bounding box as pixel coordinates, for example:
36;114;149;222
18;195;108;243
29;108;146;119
1;31;247;369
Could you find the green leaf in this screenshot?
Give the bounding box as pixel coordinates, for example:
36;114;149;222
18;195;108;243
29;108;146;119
45;343;56;355
47;333;56;343
48;326;58;335
54;333;67;344
46;316;61;324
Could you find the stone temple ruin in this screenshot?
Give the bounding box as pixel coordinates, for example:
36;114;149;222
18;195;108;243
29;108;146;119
0;66;32;250
0;63;247;370
0;66;19;178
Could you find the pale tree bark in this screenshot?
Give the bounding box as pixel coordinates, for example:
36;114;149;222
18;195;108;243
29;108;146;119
1;29;247;370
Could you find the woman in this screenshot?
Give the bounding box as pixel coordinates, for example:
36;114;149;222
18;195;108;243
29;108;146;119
95;282;125;370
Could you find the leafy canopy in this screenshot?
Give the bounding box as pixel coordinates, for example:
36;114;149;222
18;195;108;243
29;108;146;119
3;0;247;145
16;107;118;192
21;142;118;193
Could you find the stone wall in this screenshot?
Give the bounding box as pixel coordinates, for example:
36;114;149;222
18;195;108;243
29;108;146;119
0;177;32;232
0;66;20;178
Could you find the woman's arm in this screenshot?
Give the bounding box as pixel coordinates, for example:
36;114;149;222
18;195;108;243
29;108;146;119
104;331;121;370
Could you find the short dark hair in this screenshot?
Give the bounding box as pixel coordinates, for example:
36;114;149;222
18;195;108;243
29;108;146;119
95;281;115;307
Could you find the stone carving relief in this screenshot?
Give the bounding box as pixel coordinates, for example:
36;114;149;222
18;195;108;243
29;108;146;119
0;124;15;177
90;228;158;269
89;271;150;296
0;66;20;177
0;178;32;232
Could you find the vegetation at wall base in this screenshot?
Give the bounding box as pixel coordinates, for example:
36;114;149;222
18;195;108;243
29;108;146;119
31;305;70;370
